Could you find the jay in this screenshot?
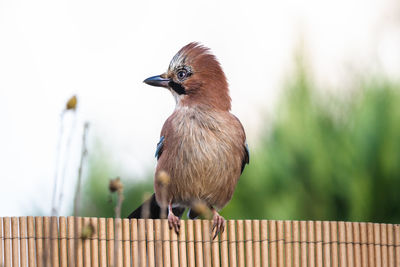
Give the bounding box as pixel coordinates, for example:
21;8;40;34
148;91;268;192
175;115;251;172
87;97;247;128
128;42;249;237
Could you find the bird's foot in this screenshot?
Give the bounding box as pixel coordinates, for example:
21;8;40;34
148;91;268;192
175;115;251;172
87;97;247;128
168;203;180;234
211;209;225;240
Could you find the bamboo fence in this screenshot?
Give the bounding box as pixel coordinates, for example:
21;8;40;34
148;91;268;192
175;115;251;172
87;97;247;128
0;217;399;267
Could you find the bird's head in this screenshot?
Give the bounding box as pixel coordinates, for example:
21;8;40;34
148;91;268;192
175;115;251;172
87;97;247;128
144;42;231;111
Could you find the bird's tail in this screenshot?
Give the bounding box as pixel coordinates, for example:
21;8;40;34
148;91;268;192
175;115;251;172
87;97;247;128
127;193;185;219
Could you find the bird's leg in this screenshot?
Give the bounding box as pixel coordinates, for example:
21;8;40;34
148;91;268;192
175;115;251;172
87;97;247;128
211;207;226;240
168;201;181;234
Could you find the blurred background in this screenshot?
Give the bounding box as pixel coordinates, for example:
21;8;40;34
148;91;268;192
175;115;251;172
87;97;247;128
1;0;399;223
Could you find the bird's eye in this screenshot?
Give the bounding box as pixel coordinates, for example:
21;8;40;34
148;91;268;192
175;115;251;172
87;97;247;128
177;70;187;80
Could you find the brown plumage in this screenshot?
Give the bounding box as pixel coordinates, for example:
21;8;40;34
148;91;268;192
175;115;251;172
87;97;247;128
128;42;249;238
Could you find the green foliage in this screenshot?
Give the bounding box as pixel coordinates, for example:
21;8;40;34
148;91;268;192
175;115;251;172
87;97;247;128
79;67;400;223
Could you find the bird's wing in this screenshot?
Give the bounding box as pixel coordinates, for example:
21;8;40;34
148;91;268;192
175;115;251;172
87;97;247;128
241;141;250;173
155;136;165;160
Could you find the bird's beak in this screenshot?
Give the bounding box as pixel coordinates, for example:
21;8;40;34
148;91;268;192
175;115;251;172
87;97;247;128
143;75;170;88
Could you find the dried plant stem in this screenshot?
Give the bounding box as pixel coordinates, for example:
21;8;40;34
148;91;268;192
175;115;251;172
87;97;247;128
51;111;65;216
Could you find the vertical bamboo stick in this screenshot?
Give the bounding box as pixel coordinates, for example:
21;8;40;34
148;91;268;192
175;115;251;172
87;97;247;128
138;219;146;267
146;219;155;267
171;221;179;267
308;221;316;267
338;222;346;267
300;221;307;267
345;222;354;267
381;224;388;267
186;220;195;267
374;223;382;267
253;220;261;267
284;221;292;267
179;220;188;267
27;217;36;267
162;219;171;267
99;218;107;267
322;221;331;267
194;220;203;267
75;217;83;267
218;222;226;267
367;223;375;267
19;217;28;267
107;218;115;267
269;220;277;267
35;217;43;267
130;219;139;267
115;218;123;267
236;220;245;267
67;217;75;267
277;221;284;267
352;222;361;267
59;217;67;267
0;217;3;267
83;217;91;267
292;221;300;267
154;220;163;267
315;221;322;267
122;219;130;267
330;221;338;267
394;224;400;267
245;220;253;267
11;217;19;267
228;220;237;267
202;220;211;267
387;224;395;267
359;223;368;267
90;217;99;267
50;216;59;267
43;217;51;267
3;217;11;267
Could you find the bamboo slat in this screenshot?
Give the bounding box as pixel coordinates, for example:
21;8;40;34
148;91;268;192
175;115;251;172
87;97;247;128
43;217;50;267
228;220;237;267
179;220;188;267
19;217;28;267
154;219;163;267
99;218;107;267
35;217;43;267
122;219;130;267
59;217;68;267
162;219;171;267
0;217;3;267
107;218;114;267
330;221;338;267
236;220;244;267
170;221;179;267
253;220;261;267
130;219;139;267
315;221;323;267
387;224;395;267
146;219;155;267
90;217;99;267
338;222;347;267
345;222;354;267
83;217;91;267
352;222;361;267
367;223;375;267
186;220;195;267
322;221;331;267
381;224;388;267
292;221;299;267
75;217;83;267
194;220;203;267
374;223;382;267
67;217;75;267
284;221;291;267
308;221;316;267
3;217;11;267
300;221;307;267
11;217;19;267
115;218;123;267
245;220;253;267
138;219;147;267
394;224;400;267
269;220;277;267
359;223;368;267
218;222;226;267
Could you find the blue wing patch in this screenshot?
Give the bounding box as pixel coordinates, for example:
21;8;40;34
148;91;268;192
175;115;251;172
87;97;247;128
155;136;165;160
241;141;250;173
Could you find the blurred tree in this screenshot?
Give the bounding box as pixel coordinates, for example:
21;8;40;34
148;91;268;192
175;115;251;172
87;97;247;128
78;63;400;223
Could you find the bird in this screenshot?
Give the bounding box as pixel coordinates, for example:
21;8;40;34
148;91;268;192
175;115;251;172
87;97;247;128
128;42;249;238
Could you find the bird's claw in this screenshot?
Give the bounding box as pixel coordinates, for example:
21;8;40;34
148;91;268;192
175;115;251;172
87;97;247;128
212;213;225;240
168;213;181;234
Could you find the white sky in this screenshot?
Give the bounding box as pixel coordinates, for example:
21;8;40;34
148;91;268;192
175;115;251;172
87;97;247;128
0;0;399;216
